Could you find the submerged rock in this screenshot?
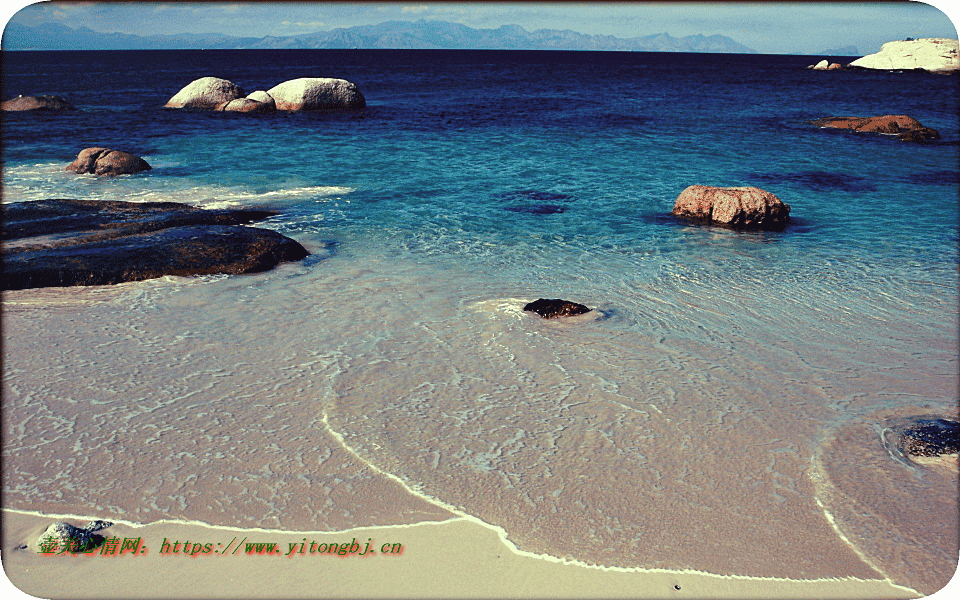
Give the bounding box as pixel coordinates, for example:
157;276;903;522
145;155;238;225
671;185;790;231
2;199;309;290
164;77;245;109
1;94;75;111
66;147;152;176
505;204;566;215
900;418;960;457
523;298;591;319
849;38;959;73
809;115;941;142
265;77;366;111
37;520;113;553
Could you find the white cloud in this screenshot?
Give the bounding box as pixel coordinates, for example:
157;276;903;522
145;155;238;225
401;5;430;14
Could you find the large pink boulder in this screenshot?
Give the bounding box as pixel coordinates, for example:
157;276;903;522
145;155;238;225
672;185;790;231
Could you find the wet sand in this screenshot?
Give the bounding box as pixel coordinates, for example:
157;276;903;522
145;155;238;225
1;509;918;599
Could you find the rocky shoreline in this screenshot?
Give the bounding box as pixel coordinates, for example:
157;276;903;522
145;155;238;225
2;199;309;291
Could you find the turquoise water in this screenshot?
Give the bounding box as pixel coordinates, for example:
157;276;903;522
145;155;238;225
2;49;958;592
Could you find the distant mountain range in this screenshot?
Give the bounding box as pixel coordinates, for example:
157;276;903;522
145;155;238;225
818;45;860;56
3;20;757;53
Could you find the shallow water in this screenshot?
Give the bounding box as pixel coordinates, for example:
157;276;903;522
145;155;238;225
2;49;958;592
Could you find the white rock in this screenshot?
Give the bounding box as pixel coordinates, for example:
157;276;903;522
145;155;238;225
813;59;830;70
265;78;366;111
165;77;245;109
849;38;959;72
246;90;276;108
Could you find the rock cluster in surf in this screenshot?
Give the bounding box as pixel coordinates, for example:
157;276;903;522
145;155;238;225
164;76;366;112
899;418;960;457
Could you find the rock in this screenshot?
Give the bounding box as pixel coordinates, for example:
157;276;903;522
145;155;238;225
36;520;113;553
2;199;310;290
812;59;830;70
66;147;152;176
523;298;591;319
506;205;566;215
1;94;75;111
265;77;366;111
164;77;245;109
671;185;790;231
809;115;941;142
217;98;275;113
849;38;959;72
247;90;276;109
900;418;960;457
827;63;843;70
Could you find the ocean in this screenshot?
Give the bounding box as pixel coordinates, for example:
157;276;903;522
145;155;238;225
2;49;958;593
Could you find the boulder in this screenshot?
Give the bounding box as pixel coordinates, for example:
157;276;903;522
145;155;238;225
2;199;310;290
523;298;591;319
812;60;830;70
247;90;276;108
827;63;843;70
809;115;941;142
164;77;245;109
672;185;790;231
66;147;152;176
849;38;959;72
217;98;275;113
265;77;366;111
1;94;75;111
36;520;113;554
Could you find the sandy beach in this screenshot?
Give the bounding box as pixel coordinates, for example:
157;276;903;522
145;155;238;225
2;508;921;599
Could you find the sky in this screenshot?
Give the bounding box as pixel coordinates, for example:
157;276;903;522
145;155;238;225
2;1;959;55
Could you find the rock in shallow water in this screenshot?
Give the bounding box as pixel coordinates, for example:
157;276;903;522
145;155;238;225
809;115;941;142
672;185;790;231
2;199;309;290
66;147;152;176
523;298;591;319
1;94;75;111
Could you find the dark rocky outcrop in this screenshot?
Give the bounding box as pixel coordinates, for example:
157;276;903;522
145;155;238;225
523;298;591;319
36;520;113;553
672;185;790;231
808;115;941;142
900;418;960;457
66;147;152;176
1;94;76;111
2;199;309;290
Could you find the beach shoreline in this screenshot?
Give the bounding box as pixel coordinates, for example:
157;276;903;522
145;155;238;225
1;508;920;599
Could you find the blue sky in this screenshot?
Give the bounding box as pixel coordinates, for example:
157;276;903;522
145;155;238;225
3;1;958;54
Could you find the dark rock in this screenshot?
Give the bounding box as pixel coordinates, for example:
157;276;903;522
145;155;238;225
809;115;941;142
523;298;591;319
900;418;960;457
66;147;152;176
672;185;790;231
1;94;75;111
2;199;309;290
36;520;113;553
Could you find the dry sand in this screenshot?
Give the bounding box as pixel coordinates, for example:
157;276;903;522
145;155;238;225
1;508;925;599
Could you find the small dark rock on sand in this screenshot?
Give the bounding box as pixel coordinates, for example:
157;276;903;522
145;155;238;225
523;298;591;319
37;520;113;553
900;418;960;457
